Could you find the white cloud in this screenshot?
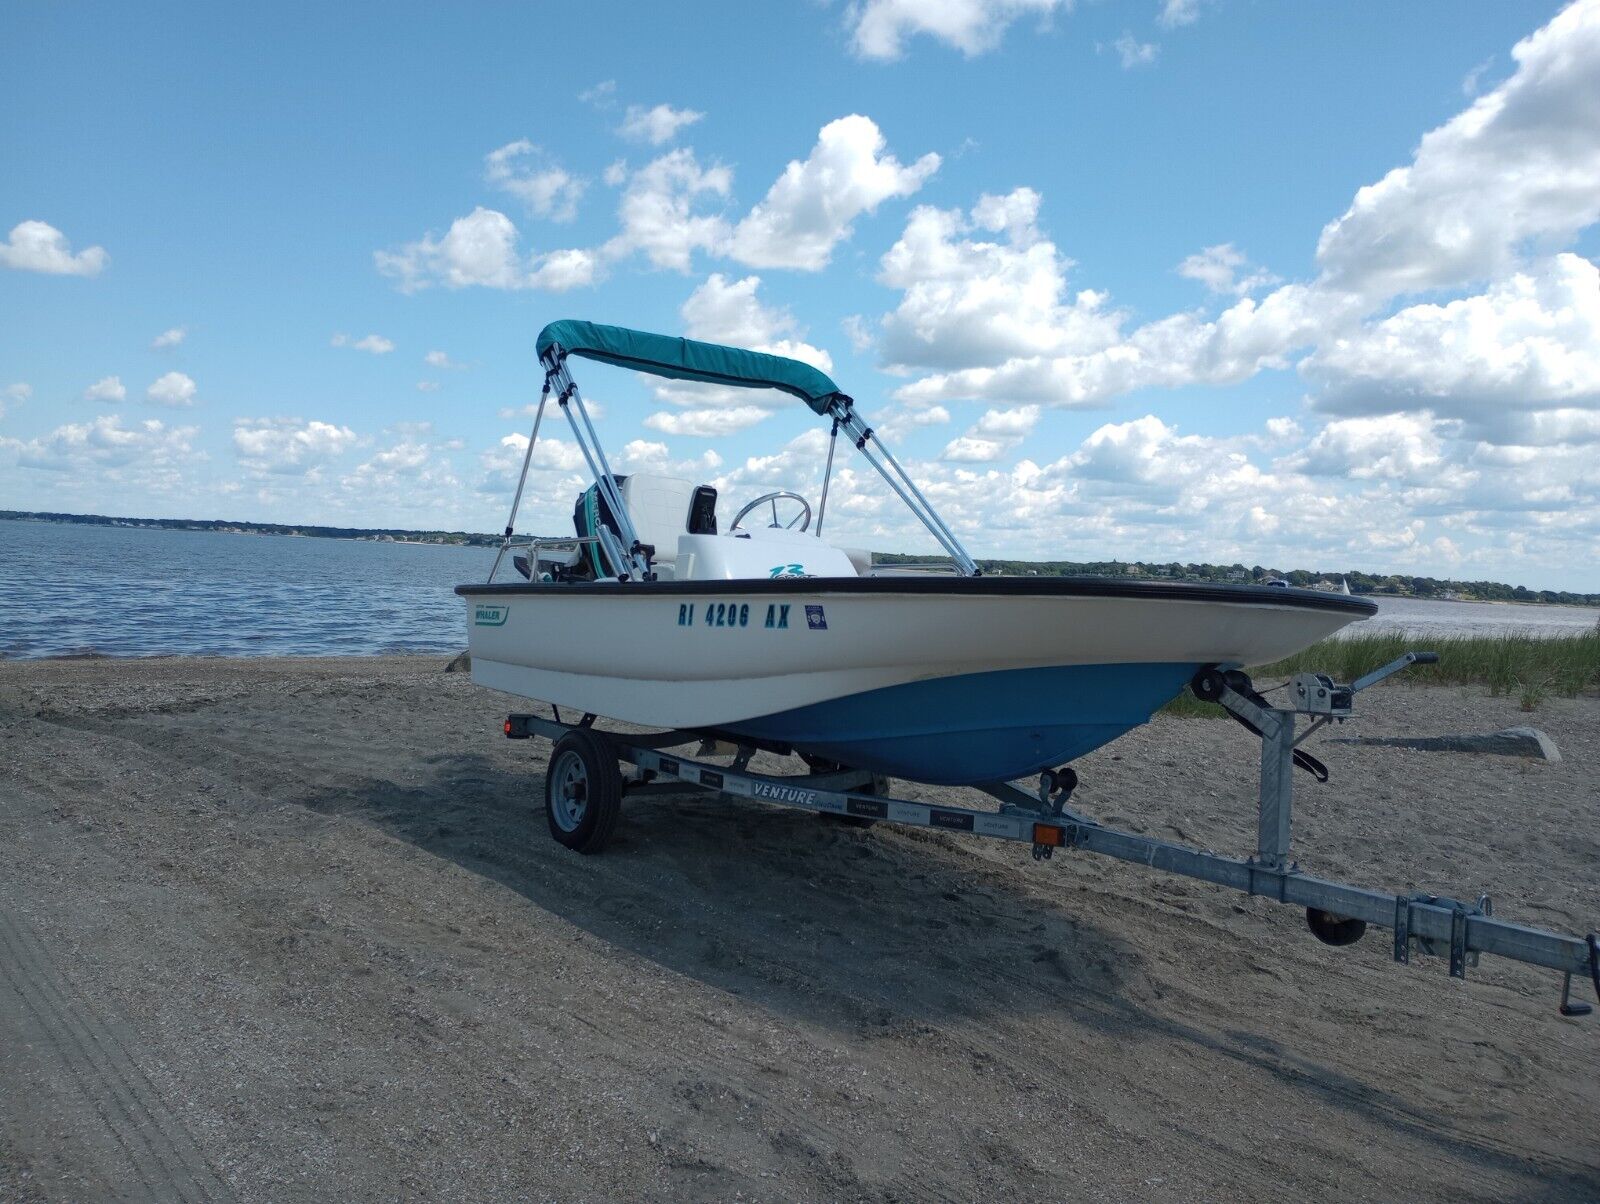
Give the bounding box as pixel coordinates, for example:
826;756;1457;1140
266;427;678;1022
416;380;441;392
848;0;1066;60
83;375;126;403
877;176;1369;407
871;4;1600;428
340;434;461;506
603;150;732;272
1158;0;1201;28
616;438;723;479
331;332;395;354
842;314;875;352
578;79;616;106
893;282;1346;408
423;350;455;368
358;439;430;477
1461;56;1495;97
877;188;1124;373
484;139;586;222
1303;253;1600;431
652;274;836;411
0;220;108;276
1;382;30;420
618;103;705;146
680;273;833;370
529;247;601;290
377;208;520;290
975;404;1040;436
1177;243;1280;296
1113;33;1158;69
1486;408;1600;447
146;371;198;407
728;115;940;270
502;431;586;472
476;431;592;504
1289;413;1452;484
644;405;773;436
233;417;358;473
376;207;598;292
3;415;198;475
151;327;186;350
941;404;1039;461
1315;0;1600;299
941;435;1009;462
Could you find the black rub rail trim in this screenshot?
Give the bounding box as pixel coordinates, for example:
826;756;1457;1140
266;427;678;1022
455;575;1379;616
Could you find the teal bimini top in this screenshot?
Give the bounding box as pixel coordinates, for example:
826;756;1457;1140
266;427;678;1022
536;319;849;418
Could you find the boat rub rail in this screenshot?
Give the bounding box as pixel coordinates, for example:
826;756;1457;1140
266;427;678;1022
456;575;1380;616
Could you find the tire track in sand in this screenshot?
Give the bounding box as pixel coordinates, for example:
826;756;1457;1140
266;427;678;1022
0;888;233;1203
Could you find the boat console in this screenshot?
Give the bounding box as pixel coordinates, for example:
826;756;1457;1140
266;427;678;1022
527;470;869;583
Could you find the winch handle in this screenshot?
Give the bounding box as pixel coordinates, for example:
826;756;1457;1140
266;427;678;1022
1351;650;1439;693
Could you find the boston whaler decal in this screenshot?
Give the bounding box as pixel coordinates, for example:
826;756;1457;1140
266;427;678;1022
473;604;510;626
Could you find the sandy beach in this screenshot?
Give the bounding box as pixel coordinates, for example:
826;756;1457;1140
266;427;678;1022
1;654;1597;1202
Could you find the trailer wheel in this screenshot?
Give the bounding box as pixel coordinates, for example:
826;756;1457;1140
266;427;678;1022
545;730;623;854
1306;907;1367;947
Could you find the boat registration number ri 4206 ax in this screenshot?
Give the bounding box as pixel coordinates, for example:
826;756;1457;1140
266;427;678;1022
676;602;814;630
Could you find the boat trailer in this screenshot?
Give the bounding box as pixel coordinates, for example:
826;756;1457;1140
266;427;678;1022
502;651;1600;1017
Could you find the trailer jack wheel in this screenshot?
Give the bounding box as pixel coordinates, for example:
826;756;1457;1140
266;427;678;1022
545;729;623;854
1306;908;1368;947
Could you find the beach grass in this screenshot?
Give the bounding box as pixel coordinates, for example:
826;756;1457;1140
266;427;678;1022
1160;630;1600;718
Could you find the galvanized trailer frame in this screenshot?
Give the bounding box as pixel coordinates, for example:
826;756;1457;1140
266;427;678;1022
503;653;1600;1017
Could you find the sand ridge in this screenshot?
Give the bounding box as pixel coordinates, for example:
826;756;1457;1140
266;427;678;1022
1;655;1597;1201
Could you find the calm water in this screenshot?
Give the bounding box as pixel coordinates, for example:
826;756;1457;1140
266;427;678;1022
0;519;493;658
1338;592;1599;640
0;519;1595;658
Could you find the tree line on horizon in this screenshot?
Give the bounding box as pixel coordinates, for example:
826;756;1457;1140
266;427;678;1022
6;509;1598;607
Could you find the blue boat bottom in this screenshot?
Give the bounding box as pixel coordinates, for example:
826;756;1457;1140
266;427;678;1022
725;662;1201;786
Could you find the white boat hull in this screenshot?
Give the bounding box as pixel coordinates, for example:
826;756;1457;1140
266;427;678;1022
458;579;1373;784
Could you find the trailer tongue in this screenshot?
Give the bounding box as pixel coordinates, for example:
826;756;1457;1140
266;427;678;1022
502;651;1600;1019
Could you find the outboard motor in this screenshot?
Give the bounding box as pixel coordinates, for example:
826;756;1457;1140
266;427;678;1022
571;475;629;579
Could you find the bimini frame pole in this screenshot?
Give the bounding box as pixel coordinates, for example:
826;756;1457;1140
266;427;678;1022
829;400;979;576
815;416;839;537
541;351;651;580
488;377;552;583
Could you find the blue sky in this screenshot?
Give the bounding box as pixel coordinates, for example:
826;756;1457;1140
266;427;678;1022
4;0;1599;590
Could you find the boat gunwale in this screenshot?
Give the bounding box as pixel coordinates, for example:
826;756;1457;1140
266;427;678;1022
454;575;1379;616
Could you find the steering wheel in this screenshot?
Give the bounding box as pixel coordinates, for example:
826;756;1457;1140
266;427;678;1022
729;490;812;533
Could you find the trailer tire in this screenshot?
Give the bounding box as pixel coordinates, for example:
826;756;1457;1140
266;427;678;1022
1306;907;1367;947
545;730;623;854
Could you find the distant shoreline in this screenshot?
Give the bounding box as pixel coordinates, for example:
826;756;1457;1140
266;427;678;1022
4;509;1597;606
